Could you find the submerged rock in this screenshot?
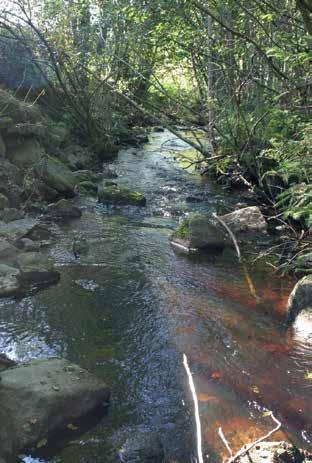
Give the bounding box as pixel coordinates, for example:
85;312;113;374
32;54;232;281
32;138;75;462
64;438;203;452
170;214;228;250
0;358;110;460
237;441;311;463
47;199;82;220
16;252;60;285
287;275;312;322
98;183;146;206
0;264;21;297
115;426;164;463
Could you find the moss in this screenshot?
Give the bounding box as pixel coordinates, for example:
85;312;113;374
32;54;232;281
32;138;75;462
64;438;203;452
98;184;146;206
172;218;191;240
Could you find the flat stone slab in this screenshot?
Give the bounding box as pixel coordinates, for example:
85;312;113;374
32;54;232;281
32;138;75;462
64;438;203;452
0;358;110;460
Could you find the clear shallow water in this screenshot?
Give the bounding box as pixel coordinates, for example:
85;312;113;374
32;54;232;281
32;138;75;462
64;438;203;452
0;130;311;462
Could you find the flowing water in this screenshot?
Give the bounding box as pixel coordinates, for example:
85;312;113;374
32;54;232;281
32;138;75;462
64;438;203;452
0;130;311;462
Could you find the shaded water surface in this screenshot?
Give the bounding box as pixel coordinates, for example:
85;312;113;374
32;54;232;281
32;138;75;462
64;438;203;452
0;131;311;462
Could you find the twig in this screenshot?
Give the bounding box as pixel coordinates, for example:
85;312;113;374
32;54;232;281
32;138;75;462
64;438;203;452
220;411;282;463
213;213;241;262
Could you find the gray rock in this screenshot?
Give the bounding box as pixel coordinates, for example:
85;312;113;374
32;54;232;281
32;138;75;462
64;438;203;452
115;426;164;463
0;219;42;243
0;264;21;297
0;133;6;157
0;353;17;372
170;214;228;250
287;275;312;322
38;157;78;196
0;193;9;210
18;238;41;252
237;441;310;463
0;358;110;460
0;239;18;259
47;199;82;219
16;252;60;285
219;206;268;238
27;224;51;241
0;208;24;223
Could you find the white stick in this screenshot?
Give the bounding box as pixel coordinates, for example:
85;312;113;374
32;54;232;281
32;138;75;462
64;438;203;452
183;353;204;463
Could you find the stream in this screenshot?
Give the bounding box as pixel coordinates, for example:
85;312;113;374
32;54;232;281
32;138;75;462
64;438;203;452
0;130;311;462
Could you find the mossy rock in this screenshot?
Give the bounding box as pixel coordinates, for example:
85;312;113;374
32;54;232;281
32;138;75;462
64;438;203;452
171;213;227;250
38;157;77;196
98;184;146;206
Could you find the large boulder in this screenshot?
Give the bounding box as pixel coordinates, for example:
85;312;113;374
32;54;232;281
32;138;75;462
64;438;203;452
219;206;267;239
38;157;77;196
237;441;311;463
16;252;60;285
287;275;312;322
0;264;21;297
98;183;146;206
170;214;228;250
171;207;268;252
0;358;110;460
47;199;82;220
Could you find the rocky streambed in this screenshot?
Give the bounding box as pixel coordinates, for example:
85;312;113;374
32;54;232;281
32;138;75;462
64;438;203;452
0;124;311;462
